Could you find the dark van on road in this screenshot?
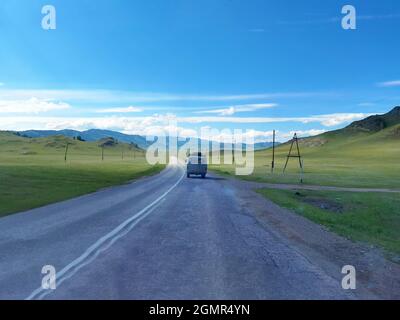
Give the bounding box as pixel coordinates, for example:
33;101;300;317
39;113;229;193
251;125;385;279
186;153;207;178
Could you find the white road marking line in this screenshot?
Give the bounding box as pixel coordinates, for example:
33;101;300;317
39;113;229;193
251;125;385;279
26;170;185;300
37;198;166;300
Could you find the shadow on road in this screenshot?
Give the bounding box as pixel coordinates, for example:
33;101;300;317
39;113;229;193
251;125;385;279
188;176;226;181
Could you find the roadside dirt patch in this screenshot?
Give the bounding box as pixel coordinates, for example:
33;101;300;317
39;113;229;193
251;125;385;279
299;194;344;214
293;191;344;213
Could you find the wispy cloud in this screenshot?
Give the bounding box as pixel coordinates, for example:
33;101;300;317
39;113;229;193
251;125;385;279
279;13;400;25
0;89;334;103
178;113;373;127
249;28;266;33
358;102;377;107
377;80;400;88
96;106;143;113
204;129;327;143
358;14;400;21
0;98;70;114
195;103;277;116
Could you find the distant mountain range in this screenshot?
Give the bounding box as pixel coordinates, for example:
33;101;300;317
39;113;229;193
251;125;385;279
18;129;279;151
19;129;150;149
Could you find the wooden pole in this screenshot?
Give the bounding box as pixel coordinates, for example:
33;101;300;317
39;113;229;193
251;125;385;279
64;143;70;162
283;136;295;173
271;130;275;173
295;135;303;170
295;135;304;183
232;136;235;164
101;146;104;161
283;133;304;183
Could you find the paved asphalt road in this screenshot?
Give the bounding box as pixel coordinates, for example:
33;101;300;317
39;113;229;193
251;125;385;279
0;164;355;300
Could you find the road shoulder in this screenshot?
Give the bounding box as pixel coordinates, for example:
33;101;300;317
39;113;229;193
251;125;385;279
217;174;400;299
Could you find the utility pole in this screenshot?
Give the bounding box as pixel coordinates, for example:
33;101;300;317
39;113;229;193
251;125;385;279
283;133;304;183
64;143;70;162
271;130;275;173
232;136;235;164
101;146;104;161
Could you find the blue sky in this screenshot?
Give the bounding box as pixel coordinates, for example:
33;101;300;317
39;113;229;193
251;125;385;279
0;0;400;141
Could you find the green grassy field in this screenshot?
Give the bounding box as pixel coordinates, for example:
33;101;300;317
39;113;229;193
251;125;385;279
257;189;400;258
0;131;164;217
210;124;400;189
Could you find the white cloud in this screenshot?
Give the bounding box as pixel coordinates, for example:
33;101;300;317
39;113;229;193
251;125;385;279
204;129;275;143
299;113;372;127
195;103;277;116
177;113;372;127
0;112;372;137
0;98;70;114
377;80;400;88
279;129;327;140
204;129;327;143
96;106;143;113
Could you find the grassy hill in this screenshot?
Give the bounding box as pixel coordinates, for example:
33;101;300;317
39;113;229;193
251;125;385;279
211;107;400;258
19;129;150;149
211;107;400;189
0;132;164;217
347;106;400;131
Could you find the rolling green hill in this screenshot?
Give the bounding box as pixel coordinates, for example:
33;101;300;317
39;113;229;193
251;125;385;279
0;132;164;216
211;106;400;189
211;107;400;258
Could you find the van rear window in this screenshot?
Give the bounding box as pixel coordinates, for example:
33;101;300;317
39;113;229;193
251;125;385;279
188;156;207;164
